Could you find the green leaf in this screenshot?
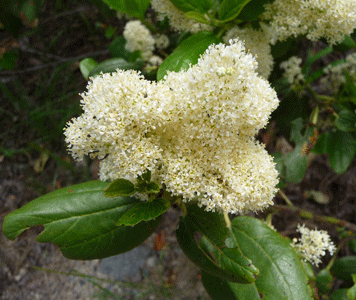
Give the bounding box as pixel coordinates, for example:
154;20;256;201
326;131;356;174
334;35;356;52
329;289;348;300
285;145;308;183
101;0;150;20
218;0;252;22
272;152;285;180
104;178;136;197
303;46;333;78
348;274;356;300
79;58;98;80
2;181;161;260
336;110;356;132
331;256;356;283
185;11;209;24
176;204;259;283
88;58;144;77
238;0;273;21
285;118;314;183
0;0;22;37
169;0;214;13
316;269;333;295
157;31;222;81
116;198;171;227
108;36;131;59
202;216;313;300
0;50;17;70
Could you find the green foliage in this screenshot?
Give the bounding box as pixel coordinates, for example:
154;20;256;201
316;269;333;295
313;131;356;174
336;110;356;132
104;178;136;197
176;204;258;283
348;275;356;300
238;0;273;21
2;181;161;260
101;0;150;20
108;36;131;59
157;31;222;80
202;217;313;299
79;58;98;80
218;0;252;22
170;0;214;13
116;198;171;226
88;58;144;77
331;256;356;283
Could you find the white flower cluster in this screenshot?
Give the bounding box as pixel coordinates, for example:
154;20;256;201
151;0;212;33
262;0;356;45
321;52;356;92
280;56;305;89
64;40;279;214
154;34;170;50
123;20;155;61
223;26;273;78
292;224;336;266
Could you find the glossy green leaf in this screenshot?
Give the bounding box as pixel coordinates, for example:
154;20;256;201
185;11;209;24
176;204;258;283
285;118;314;183
169;0;214;13
101;0;150;19
329;289;348;300
285;146;308;183
326;131;356;174
157;31;222;81
336;110;356;132
89;58;143;77
218;0;252;22
108;36;131;59
116;198;171;226
238;0;272;21
348;274;356;300
79;58;98;80
202;216;313;300
334;35;356;52
104;178;136;197
2;181;161;260
331;256;356;283
316;269;333;295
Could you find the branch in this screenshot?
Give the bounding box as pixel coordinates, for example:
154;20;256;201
268;204;356;233
0;50;109;75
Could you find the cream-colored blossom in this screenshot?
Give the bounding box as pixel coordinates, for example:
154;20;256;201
151;0;212;33
280;56;305;89
292;224;336;266
320;52;356;92
154;34;170;49
64;40;279;214
123;20;155;61
223;26;273;78
262;0;356;45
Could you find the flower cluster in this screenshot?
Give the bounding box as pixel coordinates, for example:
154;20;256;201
280;56;305;90
320;52;356;92
292;224;336;266
262;0;356;45
123;20;155;61
64;40;279;214
151;0;212;33
223;26;273;78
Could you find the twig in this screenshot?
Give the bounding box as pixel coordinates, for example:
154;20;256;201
0;50;109;75
268;204;356;232
278;190;294;206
